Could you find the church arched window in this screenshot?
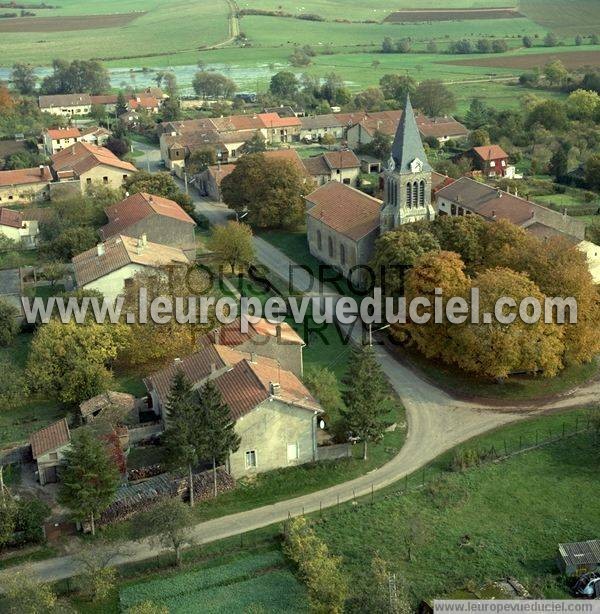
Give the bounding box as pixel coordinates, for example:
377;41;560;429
419;180;425;206
328;236;334;258
340;244;346;266
406;183;412;207
412;182;419;207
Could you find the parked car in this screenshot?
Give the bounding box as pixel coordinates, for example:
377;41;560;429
574;572;600;598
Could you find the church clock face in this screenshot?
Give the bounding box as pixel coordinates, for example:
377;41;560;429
410;158;423;173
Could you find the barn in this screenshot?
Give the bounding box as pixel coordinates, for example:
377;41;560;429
557;539;600;576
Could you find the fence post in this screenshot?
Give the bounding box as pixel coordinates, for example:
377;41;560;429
352;488;356;503
519;434;522;450
405;475;408;493
576;416;579;432
337;494;340;514
320;501;322;517
562;422;565;438
371;483;374;505
504;439;507;455
422;468;425;486
535;430;538;446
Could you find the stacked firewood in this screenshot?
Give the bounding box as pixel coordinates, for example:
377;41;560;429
100;467;235;525
127;464;164;482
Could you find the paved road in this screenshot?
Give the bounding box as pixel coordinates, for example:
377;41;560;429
6;149;595;586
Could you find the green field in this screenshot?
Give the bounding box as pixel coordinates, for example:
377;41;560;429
238;0;518;21
0;0;230;66
120;551;307;613
315;408;600;604
520;0;600;36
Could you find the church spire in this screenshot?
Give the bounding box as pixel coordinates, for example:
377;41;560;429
391;95;431;173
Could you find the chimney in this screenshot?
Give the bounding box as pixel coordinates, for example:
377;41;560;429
39;164;44;177
214;328;220;344
250;352;257;363
141;233;147;247
137;236;145;254
530;210;535;220
148;195;154;204
97;243;105;257
276;324;282;343
210;362;217;373
496;189;502;198
491;210;496;219
270;382;281;396
174;357;182;366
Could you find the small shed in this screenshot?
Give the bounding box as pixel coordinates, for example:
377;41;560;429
78;391;136;425
557;540;600;576
29;418;71;485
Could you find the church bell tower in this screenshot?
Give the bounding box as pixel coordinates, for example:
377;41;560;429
380;95;436;233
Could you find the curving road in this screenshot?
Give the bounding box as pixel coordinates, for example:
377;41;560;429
3;156;596;587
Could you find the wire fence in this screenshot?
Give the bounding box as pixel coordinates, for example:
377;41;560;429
50;413;598;596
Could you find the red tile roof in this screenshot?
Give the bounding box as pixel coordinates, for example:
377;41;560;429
208;163;236;186
52;142;136;176
202;316;305;347
144;344;227;409
0;207;23;229
306;181;383;241
258;112;302;128
262;148;307;175
73;235;189;286
214;356;320;421
90;94;118;105
473;145;508;161
47;128;81;140
323;150;360;170
30;418;70;459
129;96;159;110
0;166;52;187
101;192;195;240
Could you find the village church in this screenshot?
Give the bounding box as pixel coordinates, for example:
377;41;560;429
305;96;436;287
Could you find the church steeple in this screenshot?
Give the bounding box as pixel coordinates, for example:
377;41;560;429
379;95;435;233
390;95;432;173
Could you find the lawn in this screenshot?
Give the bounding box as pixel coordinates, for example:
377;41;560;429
315;408;600;604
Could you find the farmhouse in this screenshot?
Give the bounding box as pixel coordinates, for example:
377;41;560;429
0;207;39;248
100;192;197;258
0;165;52;204
38;93;92;116
435;176;587;240
303;150;361;186
51;142;136;192
29;418;71;486
463;144;510;177
200;316;305;377
346;110;469;149
72;234;190;300
144;341;321;479
128;95;161;114
43;127;82;155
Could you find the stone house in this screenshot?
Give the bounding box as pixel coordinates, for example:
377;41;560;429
0;166;52;205
0;208;39;248
100;192;197;258
38;93;92;117
144;336;321;479
29;418;71;485
43;127;82;155
72;234;190;301
435;176;587;240
51;142;136;192
303;150;361;187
